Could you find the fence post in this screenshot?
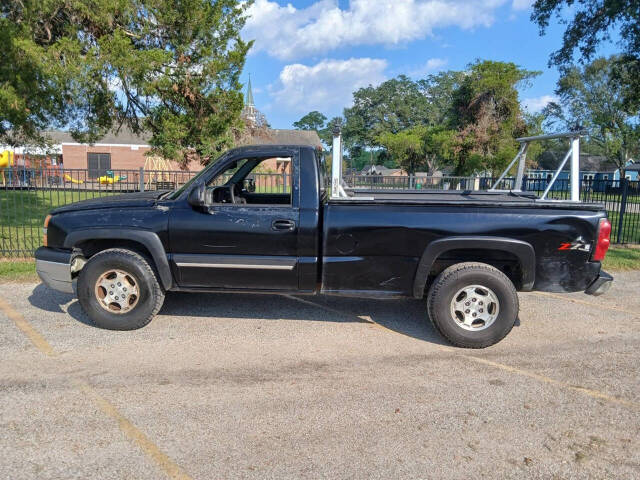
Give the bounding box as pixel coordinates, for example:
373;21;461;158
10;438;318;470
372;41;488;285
139;167;145;192
616;178;628;244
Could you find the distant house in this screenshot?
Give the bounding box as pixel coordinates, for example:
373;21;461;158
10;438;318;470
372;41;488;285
524;154;631;191
360;164;454;179
360;165;405;176
613;161;640;181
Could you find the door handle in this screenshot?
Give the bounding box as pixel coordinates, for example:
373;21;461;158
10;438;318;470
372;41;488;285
272;219;296;231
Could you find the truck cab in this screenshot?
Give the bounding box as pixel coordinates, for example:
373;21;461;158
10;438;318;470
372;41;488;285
167;145;323;292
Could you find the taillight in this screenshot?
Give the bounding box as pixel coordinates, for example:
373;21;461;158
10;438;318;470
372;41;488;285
43;214;51;247
592;218;611;261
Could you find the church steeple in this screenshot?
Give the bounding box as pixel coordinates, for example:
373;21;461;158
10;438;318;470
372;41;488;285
245;74;255;107
242;74;257;125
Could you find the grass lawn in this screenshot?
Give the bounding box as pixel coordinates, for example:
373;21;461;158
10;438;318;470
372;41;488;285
601;246;640;271
1;189;117;256
0;259;37;283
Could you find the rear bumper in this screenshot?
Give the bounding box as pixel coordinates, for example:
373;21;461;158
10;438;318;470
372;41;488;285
35;247;74;294
584;270;613;296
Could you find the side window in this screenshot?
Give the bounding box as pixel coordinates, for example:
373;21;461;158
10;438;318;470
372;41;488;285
207;159;249;187
245;157;292;198
87;153;111;178
206;157;293;206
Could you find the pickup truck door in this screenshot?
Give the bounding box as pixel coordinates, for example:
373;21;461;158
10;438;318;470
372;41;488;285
169;150;300;290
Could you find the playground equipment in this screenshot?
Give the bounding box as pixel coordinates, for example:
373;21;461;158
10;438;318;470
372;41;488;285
1;150;15;186
63;174;84;184
98;170;127;185
0;150;14;168
143;155;173;189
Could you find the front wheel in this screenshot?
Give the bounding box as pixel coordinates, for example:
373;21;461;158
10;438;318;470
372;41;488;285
77;249;165;330
427;262;518;348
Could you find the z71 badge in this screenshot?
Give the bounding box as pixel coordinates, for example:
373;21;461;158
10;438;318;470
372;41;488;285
558;237;592;252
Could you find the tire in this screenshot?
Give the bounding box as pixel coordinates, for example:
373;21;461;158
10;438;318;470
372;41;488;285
77;248;164;330
426;262;518;349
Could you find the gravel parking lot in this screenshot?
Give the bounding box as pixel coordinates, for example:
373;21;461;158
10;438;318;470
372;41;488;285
1;273;639;479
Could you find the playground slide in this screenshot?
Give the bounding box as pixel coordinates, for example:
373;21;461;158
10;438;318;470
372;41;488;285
0;150;14;168
64;174;84;184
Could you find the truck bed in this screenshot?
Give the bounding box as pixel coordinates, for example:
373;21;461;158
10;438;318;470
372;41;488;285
338;189;605;210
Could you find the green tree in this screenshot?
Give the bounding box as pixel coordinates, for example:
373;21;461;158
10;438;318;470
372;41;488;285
546;56;640;177
531;0;640;109
377;128;424;175
319;116;344;148
293;111;327;132
417;70;466;125
1;0;252;168
422;126;456;174
377;125;455;176
450;60;539;175
343;75;431;151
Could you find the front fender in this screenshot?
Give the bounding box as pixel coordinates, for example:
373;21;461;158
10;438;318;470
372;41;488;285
64;229;173;290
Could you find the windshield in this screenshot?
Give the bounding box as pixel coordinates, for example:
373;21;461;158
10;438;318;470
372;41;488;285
167;153;226;199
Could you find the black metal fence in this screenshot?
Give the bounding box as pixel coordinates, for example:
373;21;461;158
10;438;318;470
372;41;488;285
1;168;638;257
346;175;640;245
0;166;290;257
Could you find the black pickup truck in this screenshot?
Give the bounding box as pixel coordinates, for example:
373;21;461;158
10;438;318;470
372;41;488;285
35;144;613;348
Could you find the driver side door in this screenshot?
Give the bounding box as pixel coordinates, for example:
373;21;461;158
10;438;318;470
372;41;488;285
169;150;300;291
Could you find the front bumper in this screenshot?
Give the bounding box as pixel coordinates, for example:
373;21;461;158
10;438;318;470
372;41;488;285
584;270;613;296
35;247;74;293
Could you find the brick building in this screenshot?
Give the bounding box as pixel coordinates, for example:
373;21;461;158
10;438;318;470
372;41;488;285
2;127;321;177
45;129;155;173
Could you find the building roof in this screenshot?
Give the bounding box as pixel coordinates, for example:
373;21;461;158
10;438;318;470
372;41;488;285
531;154;619;173
361;164;402;175
43;127;151;146
625;162;640;171
41;127;322;149
579;154;618;172
246;129;322;149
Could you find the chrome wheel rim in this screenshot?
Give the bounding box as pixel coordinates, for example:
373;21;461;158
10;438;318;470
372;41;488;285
94;269;139;314
450;284;499;331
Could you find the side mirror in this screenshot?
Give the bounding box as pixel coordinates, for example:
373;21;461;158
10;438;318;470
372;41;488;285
188;183;206;209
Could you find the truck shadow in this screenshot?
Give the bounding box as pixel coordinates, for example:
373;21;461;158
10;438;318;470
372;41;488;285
161;291;450;345
29;283;451;346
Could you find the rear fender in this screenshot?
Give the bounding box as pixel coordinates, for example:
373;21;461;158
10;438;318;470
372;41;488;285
412;236;535;298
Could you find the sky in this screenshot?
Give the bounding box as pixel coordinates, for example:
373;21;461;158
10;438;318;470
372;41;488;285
240;0;618;129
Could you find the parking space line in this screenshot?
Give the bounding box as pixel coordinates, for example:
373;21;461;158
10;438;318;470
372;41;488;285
532;291;638;316
465;356;638;409
71;378;193;480
286;295;640;411
0;297;57;357
0;297;193;480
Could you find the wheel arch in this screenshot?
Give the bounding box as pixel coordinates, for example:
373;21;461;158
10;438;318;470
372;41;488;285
412;236;535;299
64;229;173;290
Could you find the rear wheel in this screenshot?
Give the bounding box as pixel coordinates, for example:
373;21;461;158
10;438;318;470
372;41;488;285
77;249;164;330
427;262;518;348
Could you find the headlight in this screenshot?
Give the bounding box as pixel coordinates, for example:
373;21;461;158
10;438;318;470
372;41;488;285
43;214;51;247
